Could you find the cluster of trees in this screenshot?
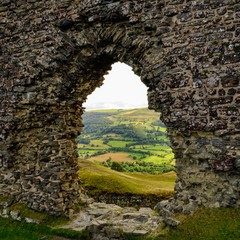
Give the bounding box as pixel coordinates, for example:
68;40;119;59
81;112;114;137
77;137;90;145
101;159;174;174
102;124;144;139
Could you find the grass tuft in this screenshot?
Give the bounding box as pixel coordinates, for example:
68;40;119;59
8;204;70;227
0;217;90;240
165;208;240;240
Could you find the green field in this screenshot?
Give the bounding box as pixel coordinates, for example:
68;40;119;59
78;108;175;174
0;213;88;240
108;140;135;148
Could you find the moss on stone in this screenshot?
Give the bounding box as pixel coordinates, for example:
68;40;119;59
8;204;69;227
0;195;8;202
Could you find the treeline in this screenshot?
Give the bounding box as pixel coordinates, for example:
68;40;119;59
101;159;174;175
102;124;140;139
78;146;168;160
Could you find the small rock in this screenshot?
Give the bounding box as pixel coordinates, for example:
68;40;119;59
62;201;164;238
122;213;148;223
139;207;154;215
210;202;220;208
91;234;109;240
159;208;172;218
2;209;8;215
104;226;122;238
25;217;41;224
1;209;9;218
164;217;180;228
173;204;183;213
10;210;21;221
154;200;169;211
132;230;149;236
182;201;198;215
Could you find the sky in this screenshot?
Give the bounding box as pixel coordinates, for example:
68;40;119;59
84;62;148;110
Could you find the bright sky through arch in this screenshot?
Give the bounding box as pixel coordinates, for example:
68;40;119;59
84;62;148;110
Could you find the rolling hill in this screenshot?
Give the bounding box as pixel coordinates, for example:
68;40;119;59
78;108;175;175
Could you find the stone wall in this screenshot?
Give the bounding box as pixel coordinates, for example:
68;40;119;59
0;0;239;215
87;192;174;209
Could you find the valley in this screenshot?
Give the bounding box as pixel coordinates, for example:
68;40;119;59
77;108;176;200
78;108;175;175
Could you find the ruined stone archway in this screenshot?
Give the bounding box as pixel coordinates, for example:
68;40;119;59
1;0;240;216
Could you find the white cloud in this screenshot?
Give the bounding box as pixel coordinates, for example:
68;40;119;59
85;101;147;110
84;62;148;110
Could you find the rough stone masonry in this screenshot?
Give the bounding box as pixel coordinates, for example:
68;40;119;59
0;0;240;216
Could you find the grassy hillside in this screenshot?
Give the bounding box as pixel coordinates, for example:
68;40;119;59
78;160;176;197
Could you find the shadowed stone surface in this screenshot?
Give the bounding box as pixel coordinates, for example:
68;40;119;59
62;202;162;239
0;0;240;216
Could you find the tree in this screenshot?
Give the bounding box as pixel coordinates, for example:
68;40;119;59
111;162;123;172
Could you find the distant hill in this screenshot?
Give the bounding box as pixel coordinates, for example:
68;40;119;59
77;108;176;203
79;107;168;144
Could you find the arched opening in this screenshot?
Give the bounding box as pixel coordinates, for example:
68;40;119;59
78;62;176;207
1;3;240;237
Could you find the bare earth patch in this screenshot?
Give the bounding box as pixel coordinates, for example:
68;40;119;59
87;152;135;163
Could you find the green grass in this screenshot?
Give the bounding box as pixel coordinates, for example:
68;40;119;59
78;149;99;154
125;208;240;240
78;159;175;196
142;156;172;164
78;149;106;159
108;140;134;148
78;140;110;149
115;108;160;121
129;144;174;164
134;145;164;150
7;203;74;227
0;217;90;240
133;145;171;152
165;208;240;240
156;135;169;141
1;208;240;240
8;204;51;223
0;195;9;202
